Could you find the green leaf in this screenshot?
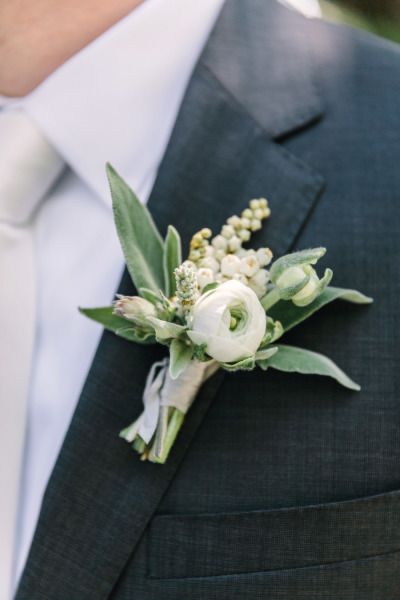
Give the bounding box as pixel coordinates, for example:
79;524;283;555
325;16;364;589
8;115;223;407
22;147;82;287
202;282;219;294
268;286;373;333
79;306;156;344
169;339;193;379
163;225;182;297
255;347;279;362
106;164;165;293
139;287;162;305
147;316;186;341
221;355;256;372
115;327;155;344
221;347;279;372
259;344;361;391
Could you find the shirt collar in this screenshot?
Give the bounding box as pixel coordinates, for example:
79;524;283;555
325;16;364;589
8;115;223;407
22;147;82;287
2;0;224;205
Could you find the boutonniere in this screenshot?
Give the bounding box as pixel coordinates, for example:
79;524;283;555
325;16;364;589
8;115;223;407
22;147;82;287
81;165;372;464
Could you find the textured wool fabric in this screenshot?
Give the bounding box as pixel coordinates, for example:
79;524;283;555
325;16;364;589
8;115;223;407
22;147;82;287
16;1;400;598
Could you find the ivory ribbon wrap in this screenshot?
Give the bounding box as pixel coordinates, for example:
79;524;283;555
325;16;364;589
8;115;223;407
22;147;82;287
128;359;219;444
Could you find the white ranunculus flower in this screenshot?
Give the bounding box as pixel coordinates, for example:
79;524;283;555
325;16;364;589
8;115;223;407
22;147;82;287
187;280;267;363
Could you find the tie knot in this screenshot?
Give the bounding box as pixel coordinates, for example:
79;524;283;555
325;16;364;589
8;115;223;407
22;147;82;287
0;109;64;225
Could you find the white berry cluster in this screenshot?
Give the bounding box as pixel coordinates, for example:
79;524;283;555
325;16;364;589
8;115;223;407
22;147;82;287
184;198;273;298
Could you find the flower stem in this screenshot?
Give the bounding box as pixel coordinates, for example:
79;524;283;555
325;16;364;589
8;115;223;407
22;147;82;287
260;287;281;311
133;436;146;455
148;409;185;464
153;406;170;459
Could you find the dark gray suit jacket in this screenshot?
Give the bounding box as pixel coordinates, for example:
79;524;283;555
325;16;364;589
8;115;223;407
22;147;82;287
16;1;400;598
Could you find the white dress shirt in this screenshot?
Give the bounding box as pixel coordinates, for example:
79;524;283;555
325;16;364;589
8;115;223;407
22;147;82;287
0;0;225;590
281;0;321;17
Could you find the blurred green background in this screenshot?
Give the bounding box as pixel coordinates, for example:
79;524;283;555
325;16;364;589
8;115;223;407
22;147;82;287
320;0;400;43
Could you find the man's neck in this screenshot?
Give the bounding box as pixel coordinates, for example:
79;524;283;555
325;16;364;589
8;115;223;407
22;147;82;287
0;0;145;97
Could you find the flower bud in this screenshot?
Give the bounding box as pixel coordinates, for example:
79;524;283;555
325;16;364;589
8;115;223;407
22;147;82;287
253;208;264;220
240;255;259;277
221;224;235;239
182;260;197;271
276;266;308;291
249;199;261;210
114;295;156;327
227;215;242;228
215;273;229;284
215;249;227;261
204;245;215;257
196;268;215;290
256;247;273;267
250;218;262;232
291;268;333;307
232;272;249;285
221;254;241;277
270;248;328;302
239;229;251;242
262;206;271;218
212;234;228;251
248;268;269;298
228;235;242;252
199;256;220;274
190;249;201;261
291;273;319;305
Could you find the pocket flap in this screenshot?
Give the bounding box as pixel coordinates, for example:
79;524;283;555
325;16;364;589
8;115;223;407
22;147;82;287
148;489;400;579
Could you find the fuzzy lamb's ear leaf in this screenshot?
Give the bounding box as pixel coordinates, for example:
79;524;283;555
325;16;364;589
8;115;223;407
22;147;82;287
79;306;156;344
107;164;165;293
258;344;361;391
164;225;182;297
220;355;255;372
169;339;194;379
255;347;279;362
139;288;162;305
147;317;186;341
268;286;373;333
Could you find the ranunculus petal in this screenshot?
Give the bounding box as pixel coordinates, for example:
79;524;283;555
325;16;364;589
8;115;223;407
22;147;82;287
188;280;266;363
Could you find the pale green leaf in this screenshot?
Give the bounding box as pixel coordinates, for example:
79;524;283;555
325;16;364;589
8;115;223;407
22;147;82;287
221;355;255;372
107;164;165;293
268;286;373;333
202;282;219;294
139;287;162;305
255;347;279;361
259;344;361;391
221;347;279;372
147;316;186;341
163;225;182;297
79;306;155;344
169;339;193;379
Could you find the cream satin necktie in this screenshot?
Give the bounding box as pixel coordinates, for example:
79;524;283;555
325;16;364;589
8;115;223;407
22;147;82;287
0;109;64;599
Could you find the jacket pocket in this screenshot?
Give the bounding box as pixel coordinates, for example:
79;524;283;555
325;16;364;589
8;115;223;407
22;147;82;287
148;488;400;579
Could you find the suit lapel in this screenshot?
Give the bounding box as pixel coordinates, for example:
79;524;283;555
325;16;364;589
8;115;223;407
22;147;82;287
17;2;326;598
